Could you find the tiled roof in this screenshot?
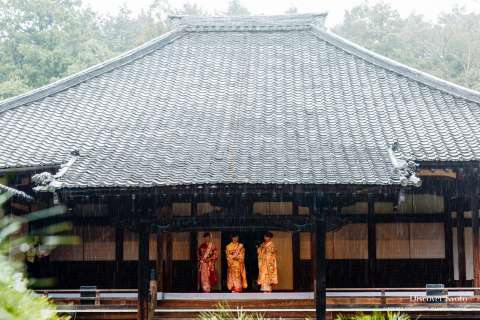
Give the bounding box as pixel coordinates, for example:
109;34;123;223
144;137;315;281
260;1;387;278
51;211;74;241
1;14;480;189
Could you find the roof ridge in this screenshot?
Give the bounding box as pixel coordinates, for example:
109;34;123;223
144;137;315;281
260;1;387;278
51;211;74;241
169;13;327;32
310;26;480;105
0;28;185;113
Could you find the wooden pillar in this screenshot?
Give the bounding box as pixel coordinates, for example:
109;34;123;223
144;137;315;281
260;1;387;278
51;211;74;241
292;196;301;290
472;191;480;288
163;201;173;291
457;203;466;286
114;226;124;288
444;195;454;286
156;232;164;292
367;194;376;287
312;193;326;320
190;197;198;291
137;225;150;320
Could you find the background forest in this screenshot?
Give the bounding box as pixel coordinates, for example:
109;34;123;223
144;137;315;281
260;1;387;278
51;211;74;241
0;0;479;100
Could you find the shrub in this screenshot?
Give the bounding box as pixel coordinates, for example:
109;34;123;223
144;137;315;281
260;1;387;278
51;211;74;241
198;303;267;320
335;311;411;320
0;190;71;319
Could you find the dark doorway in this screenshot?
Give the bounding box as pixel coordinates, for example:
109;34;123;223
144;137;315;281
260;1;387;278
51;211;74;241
221;231;267;291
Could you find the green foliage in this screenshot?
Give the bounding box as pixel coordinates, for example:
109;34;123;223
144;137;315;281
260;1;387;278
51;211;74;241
0;0;479;101
0;256;66;320
198;303;312;320
198;303;264;320
335;311;410;320
0;191;72;319
100;3;169;53
225;0;250;16
0;0;113;100
333;2;480;91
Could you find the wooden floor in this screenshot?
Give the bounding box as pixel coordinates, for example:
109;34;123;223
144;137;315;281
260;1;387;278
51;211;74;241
41;289;480;319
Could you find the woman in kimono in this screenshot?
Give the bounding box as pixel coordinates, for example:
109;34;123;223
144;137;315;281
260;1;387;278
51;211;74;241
226;234;248;293
198;232;218;292
257;231;278;292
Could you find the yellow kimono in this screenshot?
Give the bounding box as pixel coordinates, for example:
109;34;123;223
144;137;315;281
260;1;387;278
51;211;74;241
257;240;278;292
226;242;248;292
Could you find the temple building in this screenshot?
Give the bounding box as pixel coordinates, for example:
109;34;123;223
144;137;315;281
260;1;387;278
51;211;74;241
1;13;480;319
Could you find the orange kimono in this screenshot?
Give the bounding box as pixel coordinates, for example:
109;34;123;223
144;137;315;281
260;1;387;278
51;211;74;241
198;242;218;292
257;241;278;292
226;242;248;292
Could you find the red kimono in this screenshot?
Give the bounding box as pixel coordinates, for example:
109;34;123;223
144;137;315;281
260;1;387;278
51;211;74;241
198;242;218;292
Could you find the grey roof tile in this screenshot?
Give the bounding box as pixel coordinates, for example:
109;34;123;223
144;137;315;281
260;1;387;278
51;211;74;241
1;14;480;188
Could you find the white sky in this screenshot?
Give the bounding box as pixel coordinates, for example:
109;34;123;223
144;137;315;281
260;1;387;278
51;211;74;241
83;0;480;27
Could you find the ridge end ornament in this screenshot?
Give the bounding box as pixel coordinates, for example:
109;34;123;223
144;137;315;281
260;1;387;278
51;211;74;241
388;142;422;188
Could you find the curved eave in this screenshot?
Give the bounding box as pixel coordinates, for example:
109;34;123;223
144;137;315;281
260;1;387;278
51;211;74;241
312;26;480;105
0;28;185;114
0;163;61;173
56;182;403;196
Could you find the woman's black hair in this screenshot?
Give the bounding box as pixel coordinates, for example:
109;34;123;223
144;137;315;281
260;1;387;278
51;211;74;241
203;232;211;238
231;233;239;239
264;231;273;238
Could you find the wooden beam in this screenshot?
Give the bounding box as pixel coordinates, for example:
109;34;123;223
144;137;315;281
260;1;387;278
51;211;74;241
367;194;376;287
164;234;173;291
156;232;164;292
343;212;448;223
457;205;466;287
58;184;403;201
312;193;326;320
164;201;173;292
472;192;480;288
190;198;198;291
152;215;341;232
137;226;150;320
114;226;124;288
417;169;457;179
292;197;300;290
444;195;454;286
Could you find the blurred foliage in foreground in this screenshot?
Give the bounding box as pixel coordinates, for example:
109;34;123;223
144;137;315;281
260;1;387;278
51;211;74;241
198;303;311;320
0;0;479;101
198;303;268;320
0;190;74;320
335;311;410;320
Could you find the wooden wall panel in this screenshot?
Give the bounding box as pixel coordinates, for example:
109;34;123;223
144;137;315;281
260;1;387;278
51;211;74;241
84;226;115;261
326;232;334;259
124;231;178;261
410;223;445;259
300;228;362;260
397;194;444;213
172;232;190;260
373;202;394;214
299;206;310;215
49;225;84;261
341;195;444;214
466;227;474;280
272;231;293;290
198;202;214;215
334;224;368;259
149;234;157;260
300;232;311;260
377;223;410;259
156;206;169;218
123;229;138;261
377;223;445;259
254;202;292;215
172;202;191;216
453;226;459;281
75;203;109;217
341;202;368;214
